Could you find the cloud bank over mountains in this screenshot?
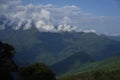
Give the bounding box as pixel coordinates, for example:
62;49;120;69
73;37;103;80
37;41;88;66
0;0;78;32
0;0;93;32
0;0;120;34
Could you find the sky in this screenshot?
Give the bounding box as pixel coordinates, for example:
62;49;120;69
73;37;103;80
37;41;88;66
0;0;120;35
24;0;120;16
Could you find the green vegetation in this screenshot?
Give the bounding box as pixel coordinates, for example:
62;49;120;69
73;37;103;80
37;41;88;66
18;63;56;80
57;54;120;80
1;31;120;80
0;41;56;80
0;41;17;80
1;30;120;80
51;51;94;75
1;30;120;65
58;68;120;80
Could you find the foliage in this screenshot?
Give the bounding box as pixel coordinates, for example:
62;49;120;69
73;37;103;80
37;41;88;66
18;63;56;80
0;40;56;80
1;31;120;65
58;67;120;80
51;51;94;75
0;41;17;80
57;54;120;80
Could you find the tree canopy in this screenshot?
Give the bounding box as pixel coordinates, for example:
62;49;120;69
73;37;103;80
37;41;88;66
0;41;17;80
18;63;56;80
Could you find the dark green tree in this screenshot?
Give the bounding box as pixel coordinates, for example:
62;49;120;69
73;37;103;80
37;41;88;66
18;63;56;80
0;41;17;80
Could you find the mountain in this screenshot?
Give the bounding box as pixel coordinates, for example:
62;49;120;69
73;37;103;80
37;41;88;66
100;34;120;42
58;54;120;80
0;29;120;66
51;51;94;75
108;36;120;42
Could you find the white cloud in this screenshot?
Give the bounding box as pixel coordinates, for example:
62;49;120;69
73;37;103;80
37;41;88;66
40;9;50;20
0;0;120;33
62;16;71;24
82;29;96;33
63;5;79;10
57;24;77;32
0;1;81;32
23;20;32;30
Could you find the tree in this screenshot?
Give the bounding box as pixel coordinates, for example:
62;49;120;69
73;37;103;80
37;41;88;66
18;63;56;80
0;41;17;80
0;41;56;80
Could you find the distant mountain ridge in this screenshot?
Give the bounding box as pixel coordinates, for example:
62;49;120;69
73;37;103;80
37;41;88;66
0;26;120;66
108;36;120;42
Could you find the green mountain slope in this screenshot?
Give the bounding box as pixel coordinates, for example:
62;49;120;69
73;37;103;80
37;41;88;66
51;52;94;75
58;54;120;80
0;29;120;66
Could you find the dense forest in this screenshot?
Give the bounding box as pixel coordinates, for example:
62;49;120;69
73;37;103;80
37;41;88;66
0;41;56;80
1;39;120;80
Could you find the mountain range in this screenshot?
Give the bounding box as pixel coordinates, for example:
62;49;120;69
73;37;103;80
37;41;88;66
0;18;120;76
0;28;120;66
